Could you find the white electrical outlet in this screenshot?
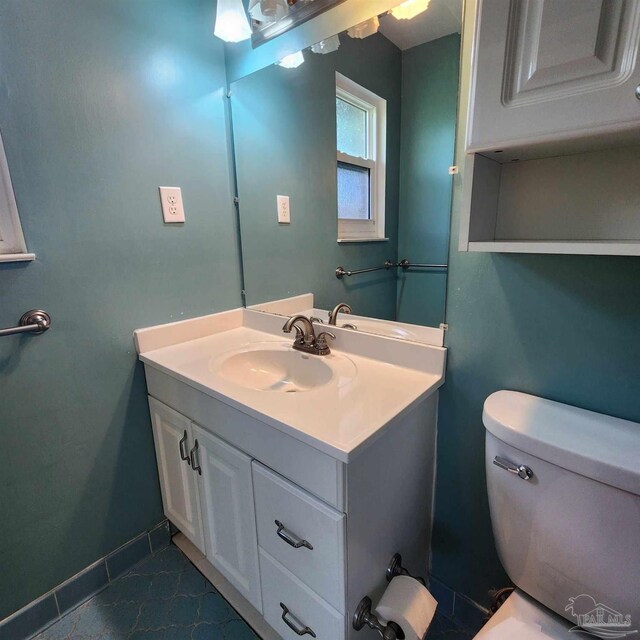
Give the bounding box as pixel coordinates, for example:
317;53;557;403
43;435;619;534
277;195;290;224
159;187;185;223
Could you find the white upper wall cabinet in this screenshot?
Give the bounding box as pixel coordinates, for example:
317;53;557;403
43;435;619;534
460;0;640;255
0;129;34;262
466;0;640;155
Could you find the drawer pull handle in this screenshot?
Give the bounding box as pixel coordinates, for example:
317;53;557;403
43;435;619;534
493;455;533;480
179;430;191;465
190;439;202;475
275;520;313;550
280;603;317;637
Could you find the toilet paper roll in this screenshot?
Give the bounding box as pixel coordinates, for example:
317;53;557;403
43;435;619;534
374;576;437;640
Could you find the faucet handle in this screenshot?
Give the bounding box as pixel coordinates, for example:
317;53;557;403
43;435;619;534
316;331;336;349
310;316;324;324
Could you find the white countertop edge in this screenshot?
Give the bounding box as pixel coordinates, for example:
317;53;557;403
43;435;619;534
141;355;444;462
135;308;244;354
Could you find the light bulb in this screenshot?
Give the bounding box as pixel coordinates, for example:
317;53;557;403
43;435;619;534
390;0;431;20
214;0;252;43
347;16;380;39
277;50;305;68
311;35;340;55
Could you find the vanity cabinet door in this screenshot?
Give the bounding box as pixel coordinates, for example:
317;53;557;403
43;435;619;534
192;425;262;613
467;0;640;152
148;397;205;553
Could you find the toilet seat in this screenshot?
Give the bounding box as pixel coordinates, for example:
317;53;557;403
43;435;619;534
474;590;577;639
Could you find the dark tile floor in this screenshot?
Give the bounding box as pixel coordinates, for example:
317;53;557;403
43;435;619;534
34;545;258;640
34;543;473;640
425;614;475;639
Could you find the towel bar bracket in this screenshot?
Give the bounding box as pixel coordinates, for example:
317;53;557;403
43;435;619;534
0;309;51;337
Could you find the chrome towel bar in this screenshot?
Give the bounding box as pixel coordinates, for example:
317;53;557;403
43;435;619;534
0;309;51;337
335;259;448;279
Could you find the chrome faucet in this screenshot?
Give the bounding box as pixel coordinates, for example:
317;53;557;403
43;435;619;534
328;303;352;325
282;315;335;356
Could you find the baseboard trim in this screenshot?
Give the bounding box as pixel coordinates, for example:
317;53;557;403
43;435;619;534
0;520;170;640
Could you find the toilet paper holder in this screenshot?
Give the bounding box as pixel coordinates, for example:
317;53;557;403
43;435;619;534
386;553;426;586
353;596;404;640
353;554;426;639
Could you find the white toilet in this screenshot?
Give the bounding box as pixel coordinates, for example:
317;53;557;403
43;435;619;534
475;390;640;639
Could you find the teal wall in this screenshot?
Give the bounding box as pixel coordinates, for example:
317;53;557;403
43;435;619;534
396;34;459;328
434;71;640;611
0;0;242;619
232;33;402;318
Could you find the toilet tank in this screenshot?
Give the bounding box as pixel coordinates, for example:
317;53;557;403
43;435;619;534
484;391;640;629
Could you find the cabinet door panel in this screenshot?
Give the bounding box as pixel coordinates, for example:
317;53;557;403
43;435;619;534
148;397;204;553
468;0;640;151
193;425;262;612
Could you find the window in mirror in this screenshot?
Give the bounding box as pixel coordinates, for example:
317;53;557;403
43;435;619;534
336;73;386;241
0;129;32;261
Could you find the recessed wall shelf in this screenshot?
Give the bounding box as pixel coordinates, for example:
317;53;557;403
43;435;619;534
459;146;640;257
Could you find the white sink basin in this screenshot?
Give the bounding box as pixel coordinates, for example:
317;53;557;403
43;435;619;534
215;344;346;393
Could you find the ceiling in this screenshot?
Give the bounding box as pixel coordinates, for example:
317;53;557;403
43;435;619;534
378;0;463;51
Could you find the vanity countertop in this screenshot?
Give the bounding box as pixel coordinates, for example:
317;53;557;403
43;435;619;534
136;309;446;462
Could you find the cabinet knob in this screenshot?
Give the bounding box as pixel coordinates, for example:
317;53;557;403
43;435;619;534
636;84;640;101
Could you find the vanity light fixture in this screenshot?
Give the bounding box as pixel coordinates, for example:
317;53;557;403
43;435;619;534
347;16;380;39
248;0;289;24
214;0;252;42
277;50;305;68
311;34;340;54
390;0;431;20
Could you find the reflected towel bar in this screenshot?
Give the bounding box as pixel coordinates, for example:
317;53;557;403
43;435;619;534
398;258;448;270
335;260;395;279
0;310;52;337
335;259;448;279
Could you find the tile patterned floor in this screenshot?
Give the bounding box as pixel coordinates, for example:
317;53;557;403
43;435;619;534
34;542;473;640
34;545;258;640
425;614;476;639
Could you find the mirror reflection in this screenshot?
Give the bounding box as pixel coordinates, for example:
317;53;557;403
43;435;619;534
230;0;461;340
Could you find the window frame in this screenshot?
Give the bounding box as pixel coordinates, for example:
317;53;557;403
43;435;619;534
0;129;33;262
335;72;387;242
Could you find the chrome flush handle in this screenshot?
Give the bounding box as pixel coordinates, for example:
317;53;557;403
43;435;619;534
493;456;533;480
275;520;313;550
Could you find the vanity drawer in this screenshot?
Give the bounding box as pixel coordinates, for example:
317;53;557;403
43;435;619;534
253;462;346;613
260;549;345;640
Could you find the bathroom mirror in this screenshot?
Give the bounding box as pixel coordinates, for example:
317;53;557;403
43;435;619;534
230;0;462;340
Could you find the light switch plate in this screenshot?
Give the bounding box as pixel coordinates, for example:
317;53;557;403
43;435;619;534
277;195;290;224
159;187;185;223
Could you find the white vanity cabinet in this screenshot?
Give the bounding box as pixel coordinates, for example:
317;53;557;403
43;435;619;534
137;310;445;640
467;0;640;153
145;382;438;640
